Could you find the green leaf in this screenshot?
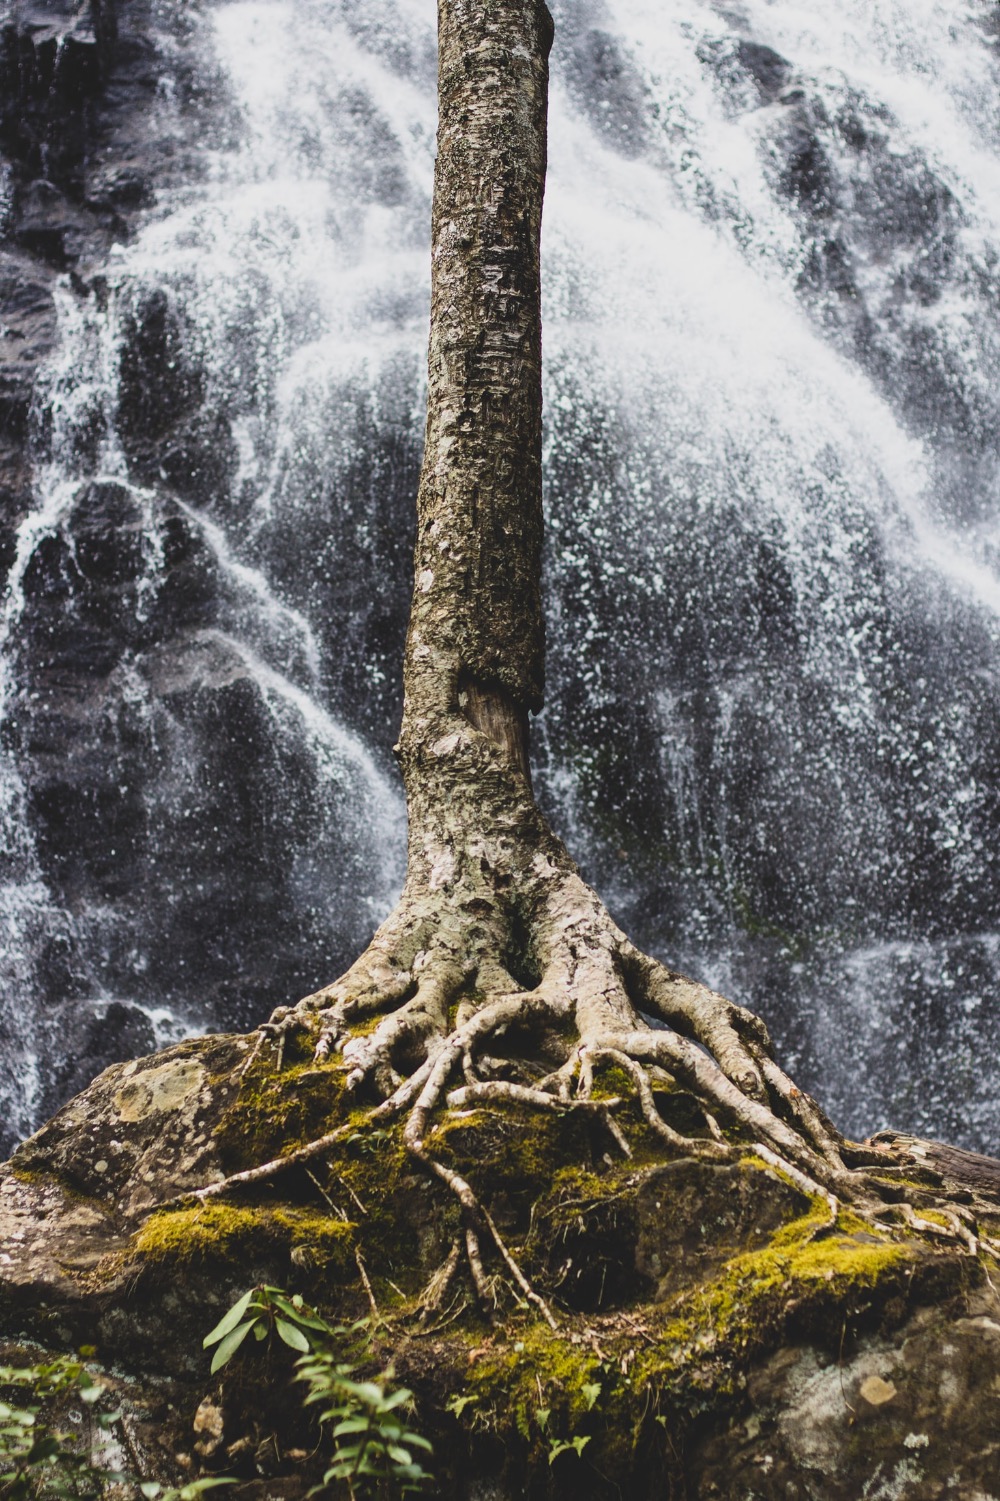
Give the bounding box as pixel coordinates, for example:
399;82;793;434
445;1394;476;1418
378;1389;412;1411
331;1418;372;1437
140;1482;162;1498
210;1319;257;1373
350;1381;385;1406
535;1407;550;1432
269;1296;330;1332
548;1435;591;1464
203;1289;256;1348
24;1436;60;1464
275;1319;310;1353
581;1382;602;1410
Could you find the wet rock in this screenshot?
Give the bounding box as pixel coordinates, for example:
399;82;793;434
560;25;650;157
2;1036;999;1499
634;1156;809;1300
691;1303;1000;1498
40;999;158;1122
735;40;791;102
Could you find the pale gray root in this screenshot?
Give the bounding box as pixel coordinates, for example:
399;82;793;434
165;747;899;1309
889;1200;979;1255
749;1142;839;1232
446;1080;631;1158
416;1237;463;1322
252;820;905;1310
590;1047;728;1158
354;1247;380;1319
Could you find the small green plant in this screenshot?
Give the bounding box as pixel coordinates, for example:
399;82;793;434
138;1481;235;1501
204;1286;432;1499
0;1355;119;1500
547;1436;591;1464
533;1394;594;1467
0;1357;236;1501
343;1130;394;1157
202;1284;336;1373
296;1351;431;1498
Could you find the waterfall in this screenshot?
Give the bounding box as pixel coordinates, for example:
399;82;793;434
2;0;999;1153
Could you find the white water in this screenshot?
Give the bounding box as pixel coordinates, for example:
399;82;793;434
3;0;1000;1149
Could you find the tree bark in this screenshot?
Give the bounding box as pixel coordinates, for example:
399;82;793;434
406;0;551;734
265;0;878;1264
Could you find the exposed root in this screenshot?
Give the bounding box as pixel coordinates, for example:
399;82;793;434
416;1238;463;1322
407;1119;557;1329
171;837;988;1314
892;1201;979;1255
354;1247;380;1319
478;1200;557;1329
756;1054;845;1173
590;1046;728;1158
154;1121;362;1213
464;1225;491;1309
749;1142;839;1231
446;1079;631;1158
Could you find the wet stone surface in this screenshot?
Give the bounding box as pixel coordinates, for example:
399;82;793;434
1;1027;998;1498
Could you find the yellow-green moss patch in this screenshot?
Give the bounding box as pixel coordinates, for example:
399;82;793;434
638;1215;909;1399
131;1203;354;1271
213;1062;349;1170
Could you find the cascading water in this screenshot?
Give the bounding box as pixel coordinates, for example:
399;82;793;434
2;0;1000;1154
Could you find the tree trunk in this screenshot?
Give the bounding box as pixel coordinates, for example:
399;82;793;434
408;0;550;738
264;0;887;1280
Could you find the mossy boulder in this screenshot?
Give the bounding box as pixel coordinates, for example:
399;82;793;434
1;1028;999;1498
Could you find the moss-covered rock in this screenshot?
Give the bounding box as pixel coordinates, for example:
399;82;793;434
1;1027;999;1499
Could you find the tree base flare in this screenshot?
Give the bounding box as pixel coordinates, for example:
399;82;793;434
248;840;977;1312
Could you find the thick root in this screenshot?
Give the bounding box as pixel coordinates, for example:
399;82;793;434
248;862;896;1308
219;821;992;1311
155;874;984;1309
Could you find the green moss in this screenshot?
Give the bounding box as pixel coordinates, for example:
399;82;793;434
214;1062;349;1171
468;1317;607;1442
589;1062;634;1101
636;1214;909;1406
427;1103;593;1213
132;1204;354;1271
911;1207;952;1228
448;1202;920;1498
8;1162;104;1209
345;1013;393;1039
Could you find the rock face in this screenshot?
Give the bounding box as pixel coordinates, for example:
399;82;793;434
0;0;194;569
694;1307;1000;1499
0;0;409;1154
3;1029;1000;1499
